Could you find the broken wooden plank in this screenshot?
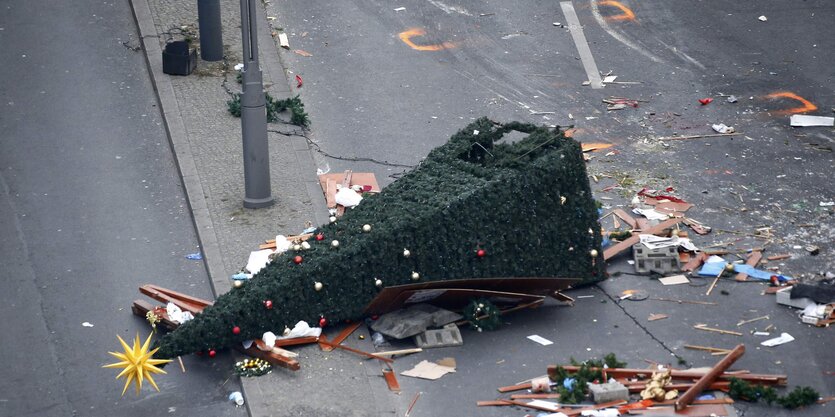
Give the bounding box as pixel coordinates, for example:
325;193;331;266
676;344;745;410
511;393;561;400
325;178;337;208
139;285;207;315
766;254;791;261
374;348;423;357
735;251;762;282
626;381;731;393
131;300;179;331
274;336;319;347
684;344;732;354
321;321;362;352
603;218;682;260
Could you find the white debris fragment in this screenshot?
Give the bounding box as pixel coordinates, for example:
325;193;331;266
712;123;735;134
393;7;406;11
82;322;94;327
758;15;768;22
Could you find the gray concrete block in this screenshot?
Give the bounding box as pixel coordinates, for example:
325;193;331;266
588;381;629;403
414;324;463;349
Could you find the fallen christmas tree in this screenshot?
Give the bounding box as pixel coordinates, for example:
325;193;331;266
155;118;605;359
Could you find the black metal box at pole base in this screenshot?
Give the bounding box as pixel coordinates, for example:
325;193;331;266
162;41;197;76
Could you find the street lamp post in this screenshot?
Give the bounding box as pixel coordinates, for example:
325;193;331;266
239;0;274;208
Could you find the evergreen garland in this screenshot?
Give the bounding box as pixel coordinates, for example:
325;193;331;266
153;118;605;359
234;358;272;377
462;299;501;331
728;378;819;409
226;93;310;127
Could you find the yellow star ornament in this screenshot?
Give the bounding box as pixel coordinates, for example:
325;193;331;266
103;333;172;396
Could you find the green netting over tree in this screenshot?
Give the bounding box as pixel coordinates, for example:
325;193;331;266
155;118;605;359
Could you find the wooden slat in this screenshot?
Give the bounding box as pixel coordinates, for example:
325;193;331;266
139;285;206;315
145;284;213;309
511;393;561;400
274;336;319;347
603;218;682;260
497;382;532;393
325;178;336;208
317;338;393;363
613;208;639;229
382;367;400;392
735;251;762;281
682;252;708;272
321;322;362;352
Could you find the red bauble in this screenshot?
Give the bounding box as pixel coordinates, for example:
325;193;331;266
293;255;303;264
476;249;486;258
208;349;217;358
232;326;241;335
264;300;273;309
315;233;324;241
318;317;327;327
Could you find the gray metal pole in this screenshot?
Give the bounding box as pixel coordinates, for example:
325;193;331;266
197;0;223;61
239;0;274;208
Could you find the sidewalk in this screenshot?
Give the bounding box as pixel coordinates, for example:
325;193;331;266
129;1;393;416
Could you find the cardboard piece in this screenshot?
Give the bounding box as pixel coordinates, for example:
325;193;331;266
401;360;456;380
659;275;690;286
790;114;835;127
527;335;554;346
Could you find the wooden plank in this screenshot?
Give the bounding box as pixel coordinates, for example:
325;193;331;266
497;382;532;393
477;400;513;407
145;284;213;309
321;322;362;352
675;344;745;410
139;285;206;315
382;367;400;392
235;345;300;371
511;393;561;400
325;178;336;208
734;251;762;282
603;218;682;260
613;208;639;229
374;348;423;357
274;336;319;347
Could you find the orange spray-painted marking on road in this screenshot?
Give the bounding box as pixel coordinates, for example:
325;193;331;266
398;28;455;51
598;1;636;22
764;91;818;115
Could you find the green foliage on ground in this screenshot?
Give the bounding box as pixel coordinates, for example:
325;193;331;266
226;93;309;127
729;378;819;409
154;118;604;359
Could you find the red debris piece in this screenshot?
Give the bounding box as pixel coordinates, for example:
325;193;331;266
698;98;713;105
295;74;303;88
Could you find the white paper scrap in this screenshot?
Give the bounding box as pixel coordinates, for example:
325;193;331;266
278;33;290;49
581;409;620;417
335;187;363;208
277;321;322;339
761;332;794;347
527;335;553;346
528;400;560;411
246;249;274;275
82;322;94;327
633;207;668;221
790;115;835;127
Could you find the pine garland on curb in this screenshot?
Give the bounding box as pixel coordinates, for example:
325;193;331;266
728;378;820;409
226;93;309;127
154;118;605;359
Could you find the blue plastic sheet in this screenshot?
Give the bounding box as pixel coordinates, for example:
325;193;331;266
734;264;791;282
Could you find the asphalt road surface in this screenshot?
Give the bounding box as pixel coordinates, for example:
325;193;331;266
268;1;833;416
0;1;243;416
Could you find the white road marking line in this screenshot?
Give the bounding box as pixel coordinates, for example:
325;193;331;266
560;1;604;89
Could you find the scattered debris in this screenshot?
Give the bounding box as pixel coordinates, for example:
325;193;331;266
228;391;245;406
698;98;713;105
736;315;769;327
712;123;735;134
694;324;743;336
648;313;668;321
82;322;94;327
393;7;406;11
758;15;768;22
293;49;312;57
185;252;203;260
726;95;738;103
